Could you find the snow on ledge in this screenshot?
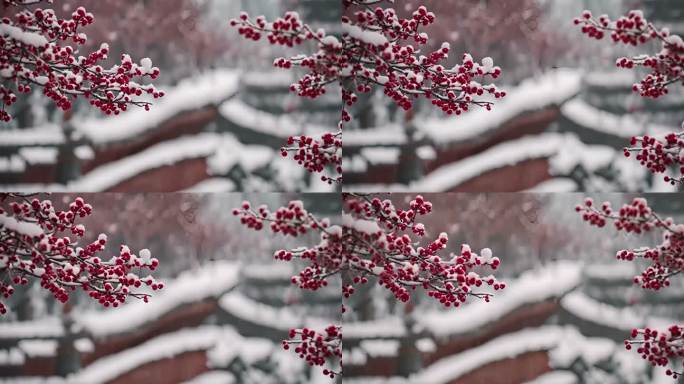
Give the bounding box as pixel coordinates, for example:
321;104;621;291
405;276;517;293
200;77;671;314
0;317;63;340
70;326;241;384
420;260;582;338
420;69;581;143
75;69;240;144
67;133;240;192
561;97;674;138
219;98;333;139
77;261;240;338
0;125;64;147
560;290;677;332
414;326;606;384
411;133;577;192
523;371;578;384
344;317;408;340
0;213;43;237
219;291;330;332
181;371;236;384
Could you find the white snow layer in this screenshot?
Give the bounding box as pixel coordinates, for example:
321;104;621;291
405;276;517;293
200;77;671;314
414;326;610;384
0;213;43;237
181;371;236;384
67;133;259;192
412;133;593;192
219;98;329;138
70;326;241;384
77;261;240;338
0;317;63;340
75;70;240;144
420;69;581;143
560;290;677;332
523;371;578;384
561;97;674;138
421;261;582;338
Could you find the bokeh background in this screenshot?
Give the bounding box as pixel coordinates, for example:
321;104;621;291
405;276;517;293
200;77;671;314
342;193;684;384
0;193;340;384
343;0;684;193
0;0;341;192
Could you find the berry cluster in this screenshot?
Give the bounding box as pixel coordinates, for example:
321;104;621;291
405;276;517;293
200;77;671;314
577;197;684;377
575;9;684;184
283;325;342;379
0;193;161;315
229;0;504;182
626;326;683;379
574;10;683;99
0;1;163;122
626;131;684;185
283;131;342;184
234;194;504;376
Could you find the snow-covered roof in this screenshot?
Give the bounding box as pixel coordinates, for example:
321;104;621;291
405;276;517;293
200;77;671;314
0;125;64;147
560;291;677;332
561;97;675;138
67;133;261;192
74;69;240;144
421;261;582;338
77;261;240;338
219;98;330;138
419;69;582;144
70;326;241;384
411;133;582;192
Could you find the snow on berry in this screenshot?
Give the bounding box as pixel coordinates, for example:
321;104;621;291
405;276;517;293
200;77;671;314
229;0;505;183
0;193;161;315
0;1;163;123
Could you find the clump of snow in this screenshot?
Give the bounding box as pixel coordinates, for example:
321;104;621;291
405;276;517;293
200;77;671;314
0;317;63;340
549;135;616;175
183;178;236;192
0;24;48;47
242;263;295;281
0;155;26;173
359;339;399;358
18;340;56;358
207;336;273;368
526;178;577;192
481;57;494;72
523;371;578;384
0;348;24;366
207;142;273;176
342;23;388;46
549;331;615;367
139;58;153;74
74;338;94;353
19;147;58;165
77;261;240;338
181;371;236;384
0;213;43;237
342;213;382;235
